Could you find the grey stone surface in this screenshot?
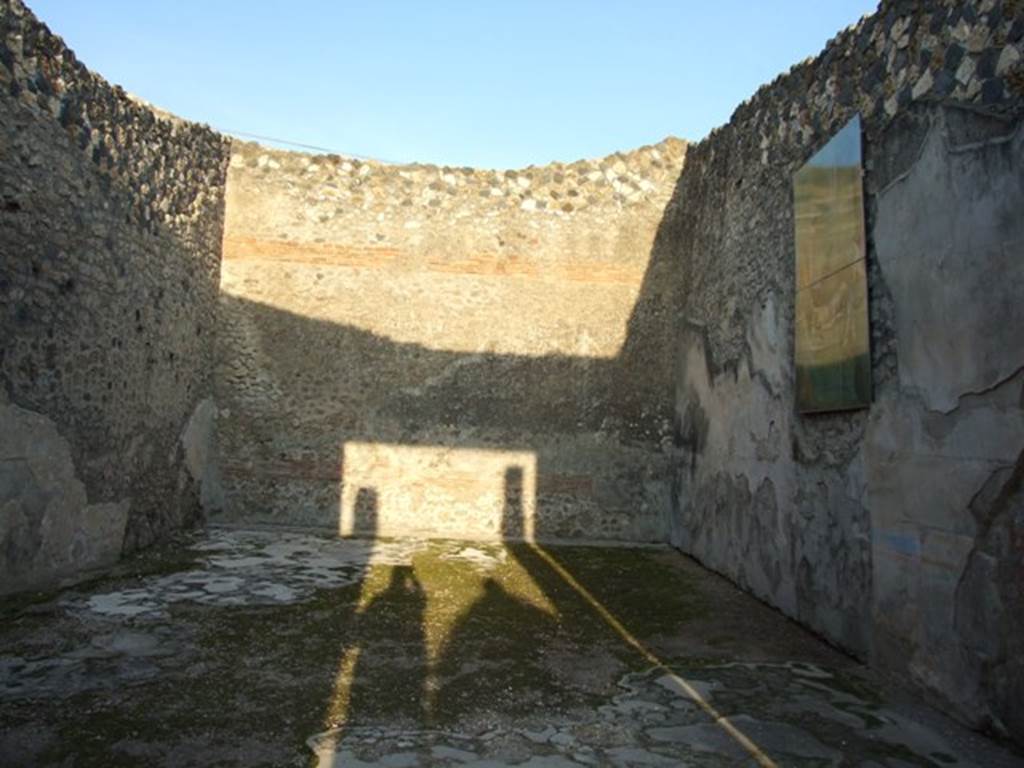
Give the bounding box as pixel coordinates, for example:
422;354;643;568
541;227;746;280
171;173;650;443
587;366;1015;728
6;529;1021;766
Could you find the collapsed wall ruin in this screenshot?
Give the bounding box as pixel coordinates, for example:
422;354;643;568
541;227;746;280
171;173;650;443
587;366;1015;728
1;0;1021;747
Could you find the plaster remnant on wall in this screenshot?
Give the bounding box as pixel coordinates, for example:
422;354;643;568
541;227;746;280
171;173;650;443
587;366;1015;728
866;371;1024;736
0;403;129;595
864;106;1024;736
180;398;224;515
674;301;873;655
874;111;1024;413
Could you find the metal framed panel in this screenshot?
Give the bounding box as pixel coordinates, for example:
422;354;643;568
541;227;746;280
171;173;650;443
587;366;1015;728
794;114;871;413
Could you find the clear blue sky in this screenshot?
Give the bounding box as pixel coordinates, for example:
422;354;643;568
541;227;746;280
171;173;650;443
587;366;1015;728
30;1;878;168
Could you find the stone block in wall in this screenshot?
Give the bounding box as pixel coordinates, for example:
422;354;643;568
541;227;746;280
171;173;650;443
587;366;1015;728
0;402;129;595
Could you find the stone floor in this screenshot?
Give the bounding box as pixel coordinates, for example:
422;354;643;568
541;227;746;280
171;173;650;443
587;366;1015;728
1;528;1022;768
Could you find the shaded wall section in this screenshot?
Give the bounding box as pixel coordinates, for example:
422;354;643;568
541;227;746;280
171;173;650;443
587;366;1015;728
671;0;1023;742
0;0;230;594
216;138;686;542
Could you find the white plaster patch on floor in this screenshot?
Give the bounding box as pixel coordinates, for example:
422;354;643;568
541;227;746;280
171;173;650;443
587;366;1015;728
249;582;299;601
440;546;508;571
75;529;432;618
872;713;982;768
204;555;270;569
430;745;479;762
649;716;843;763
520;726;557;744
311;743;583;768
190;536;237;552
654;673;718;701
602;746;679;766
202;575;246;594
785;661;834;680
87;590;161;617
599;698;666;719
86;631;168;657
0;656;75;696
779;693;868;730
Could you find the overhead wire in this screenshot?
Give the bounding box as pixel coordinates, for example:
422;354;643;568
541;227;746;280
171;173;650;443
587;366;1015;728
216;128;398;164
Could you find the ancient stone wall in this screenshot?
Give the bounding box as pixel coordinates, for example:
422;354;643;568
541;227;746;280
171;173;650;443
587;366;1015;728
0;0;230;593
671;0;1024;741
216;137;686;542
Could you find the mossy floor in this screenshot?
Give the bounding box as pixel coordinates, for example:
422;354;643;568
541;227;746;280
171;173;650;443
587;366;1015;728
0;528;1020;767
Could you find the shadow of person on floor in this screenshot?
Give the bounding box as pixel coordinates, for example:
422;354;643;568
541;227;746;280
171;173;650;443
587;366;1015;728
345;564;428;727
425;464;576;726
426;574;563;726
308;489;431;766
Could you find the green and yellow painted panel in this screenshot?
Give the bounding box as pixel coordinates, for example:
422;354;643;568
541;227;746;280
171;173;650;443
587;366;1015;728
793;114;871;413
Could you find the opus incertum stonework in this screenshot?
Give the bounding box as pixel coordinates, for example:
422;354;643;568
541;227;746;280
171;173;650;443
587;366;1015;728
2;0;1023;765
